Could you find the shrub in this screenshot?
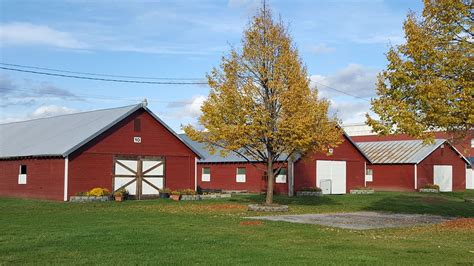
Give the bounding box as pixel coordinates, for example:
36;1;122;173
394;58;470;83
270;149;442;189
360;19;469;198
75;191;87;196
422;183;440;190
88;187;111;197
171;190;181;196
300;187;322;192
196;186;203;195
113;188;128;197
160;188;171;194
180;189;197;195
354;186;373;190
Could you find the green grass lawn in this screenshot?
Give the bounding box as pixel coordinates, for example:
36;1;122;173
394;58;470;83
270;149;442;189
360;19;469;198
1;191;473;265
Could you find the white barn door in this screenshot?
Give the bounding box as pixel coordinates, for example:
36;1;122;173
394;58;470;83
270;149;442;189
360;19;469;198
466;168;474;189
113;157;165;199
433;165;452;192
316;160;346;194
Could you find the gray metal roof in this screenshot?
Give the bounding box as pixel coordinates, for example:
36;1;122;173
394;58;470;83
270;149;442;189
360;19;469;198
0;103;203;159
179;134;294;163
179;132;371;164
356;139;465;164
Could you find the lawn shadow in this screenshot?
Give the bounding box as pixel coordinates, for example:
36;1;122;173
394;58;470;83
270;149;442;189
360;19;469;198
363;194;474;218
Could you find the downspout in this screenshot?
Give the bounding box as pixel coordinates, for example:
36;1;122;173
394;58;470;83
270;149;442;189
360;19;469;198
63;157;69;202
414;164;418;190
364;161;367;187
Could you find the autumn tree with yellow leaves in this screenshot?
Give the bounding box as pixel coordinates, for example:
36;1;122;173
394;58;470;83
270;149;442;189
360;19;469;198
367;0;473;141
184;5;341;205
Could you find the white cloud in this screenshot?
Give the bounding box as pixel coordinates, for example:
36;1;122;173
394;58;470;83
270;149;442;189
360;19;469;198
30;105;77;118
329;99;372;124
165;95;206;120
306;43;335;54
310;64;379;99
353;34;404;45
0;105;78;124
0;22;87;49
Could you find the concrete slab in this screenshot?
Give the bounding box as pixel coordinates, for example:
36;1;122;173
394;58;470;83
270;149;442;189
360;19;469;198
246;211;452;230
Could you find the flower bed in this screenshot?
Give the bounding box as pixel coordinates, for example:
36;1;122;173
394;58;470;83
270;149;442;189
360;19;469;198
180;195;200;201
419;188;439;193
71;187;112;202
199;194;231;200
296;187;322;197
296;191;323;196
350;187;375;194
419;184;439;193
179;193;232;201
70;196;111;202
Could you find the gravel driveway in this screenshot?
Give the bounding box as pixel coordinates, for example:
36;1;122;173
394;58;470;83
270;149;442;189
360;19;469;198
246;211;452;230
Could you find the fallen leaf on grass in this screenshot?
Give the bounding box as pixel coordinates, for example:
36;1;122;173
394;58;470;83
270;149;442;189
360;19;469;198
239;221;264;226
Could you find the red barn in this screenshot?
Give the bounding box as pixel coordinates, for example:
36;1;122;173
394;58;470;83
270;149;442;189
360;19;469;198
294;133;371;194
181;132;371;195
0;103;202;201
179;134;290;194
344;124;473;189
357;140;469;192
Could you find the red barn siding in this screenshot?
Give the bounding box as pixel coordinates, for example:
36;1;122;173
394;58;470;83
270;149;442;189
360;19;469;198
68;109;197;198
197;162;288;194
417;145;466;191
366;164;415;191
294;135;366;193
0;158;64;200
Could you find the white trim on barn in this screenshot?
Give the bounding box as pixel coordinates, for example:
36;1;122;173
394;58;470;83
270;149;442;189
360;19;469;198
63;157;69;201
414;164;418;190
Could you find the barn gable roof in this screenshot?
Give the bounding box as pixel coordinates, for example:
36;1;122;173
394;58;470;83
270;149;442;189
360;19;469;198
0;103;203;159
356;139;470;165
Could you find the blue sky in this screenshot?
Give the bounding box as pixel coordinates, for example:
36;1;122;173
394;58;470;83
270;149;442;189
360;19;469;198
0;0;423;132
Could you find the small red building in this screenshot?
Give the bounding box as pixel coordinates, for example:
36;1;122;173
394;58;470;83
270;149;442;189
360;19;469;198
294;133;371;194
357;140;469;192
179;135;289;194
0;103;202;201
182;132;371;195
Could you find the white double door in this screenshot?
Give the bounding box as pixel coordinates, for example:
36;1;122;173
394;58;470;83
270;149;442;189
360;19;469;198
433;165;452;192
316;160;346;194
113;157;165;199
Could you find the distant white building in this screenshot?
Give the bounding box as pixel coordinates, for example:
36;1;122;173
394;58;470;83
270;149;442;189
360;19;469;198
341;123;375;136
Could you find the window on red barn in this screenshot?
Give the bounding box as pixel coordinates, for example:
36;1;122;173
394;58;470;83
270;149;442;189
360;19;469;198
134;118;141;132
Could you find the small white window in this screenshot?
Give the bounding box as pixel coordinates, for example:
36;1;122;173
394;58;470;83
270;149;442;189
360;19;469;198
471;138;474;148
18;165;27;184
202;167;211;182
365;168;373;182
275;168;287;184
236;167;246;183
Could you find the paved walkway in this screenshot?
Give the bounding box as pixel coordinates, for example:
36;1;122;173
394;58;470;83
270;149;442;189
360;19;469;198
246;211;452;230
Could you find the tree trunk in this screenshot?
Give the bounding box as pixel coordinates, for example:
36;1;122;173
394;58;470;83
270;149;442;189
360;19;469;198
265;157;274;205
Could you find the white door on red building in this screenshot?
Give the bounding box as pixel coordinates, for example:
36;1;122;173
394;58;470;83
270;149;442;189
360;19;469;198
113;157;164;199
316;160;346;194
433;165;452;192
